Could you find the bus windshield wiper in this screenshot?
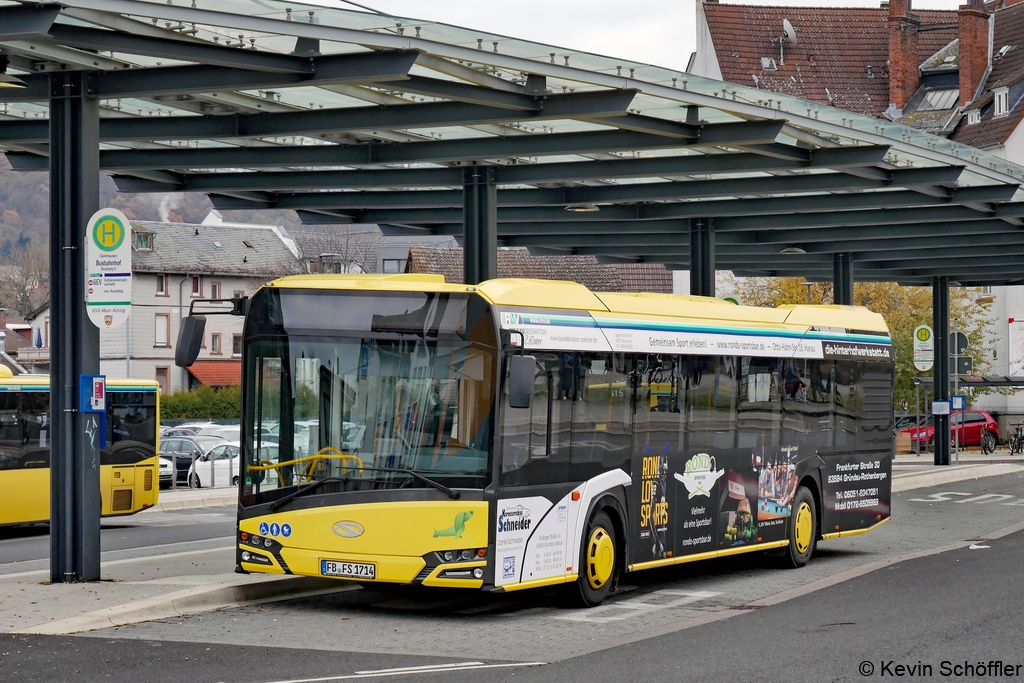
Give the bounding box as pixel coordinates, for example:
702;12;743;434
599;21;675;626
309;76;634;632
387;468;461;500
265;467;461;511
267;476;346;512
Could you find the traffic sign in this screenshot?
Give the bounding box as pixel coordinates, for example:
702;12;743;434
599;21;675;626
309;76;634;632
913;325;934;371
85;208;132;329
956;356;973;375
953;332;968;355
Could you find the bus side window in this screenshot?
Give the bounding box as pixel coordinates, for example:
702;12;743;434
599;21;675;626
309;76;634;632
571;353;631;477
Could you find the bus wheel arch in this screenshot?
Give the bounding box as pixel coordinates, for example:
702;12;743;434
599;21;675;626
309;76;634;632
574;493;626;607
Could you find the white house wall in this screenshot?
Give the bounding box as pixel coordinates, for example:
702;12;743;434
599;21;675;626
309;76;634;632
691;2;724;81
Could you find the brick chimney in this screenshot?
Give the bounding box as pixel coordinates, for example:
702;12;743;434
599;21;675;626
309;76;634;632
888;0;921;114
958;0;991;107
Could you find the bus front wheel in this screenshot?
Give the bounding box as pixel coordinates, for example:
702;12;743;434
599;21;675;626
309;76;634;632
783;487;817;568
574;510;618;607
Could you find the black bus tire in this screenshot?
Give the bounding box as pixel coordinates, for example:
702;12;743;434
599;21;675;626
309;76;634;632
573;510;618;607
783;486;817;569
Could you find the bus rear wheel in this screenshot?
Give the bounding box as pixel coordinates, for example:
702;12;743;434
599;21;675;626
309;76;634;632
573;510;618;607
783;487;817;568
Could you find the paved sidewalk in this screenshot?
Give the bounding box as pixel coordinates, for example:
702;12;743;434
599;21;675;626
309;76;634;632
153;485;237;512
3;454;1020;637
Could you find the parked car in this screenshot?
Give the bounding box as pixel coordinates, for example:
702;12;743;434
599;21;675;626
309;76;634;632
187;441;242;488
187;441;281;489
898;410;999;451
159;435;227;486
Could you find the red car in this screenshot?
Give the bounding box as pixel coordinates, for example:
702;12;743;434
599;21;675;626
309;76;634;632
899;410;999;451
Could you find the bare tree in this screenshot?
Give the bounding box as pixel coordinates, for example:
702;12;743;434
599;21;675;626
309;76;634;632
292;225;382;274
0;240;49;315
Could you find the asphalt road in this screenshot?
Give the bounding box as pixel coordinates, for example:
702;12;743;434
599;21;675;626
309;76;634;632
0;507;236;571
2;473;1023;683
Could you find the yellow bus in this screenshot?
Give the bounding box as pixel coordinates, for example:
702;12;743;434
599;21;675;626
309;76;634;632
0;373;160;525
177;276;893;606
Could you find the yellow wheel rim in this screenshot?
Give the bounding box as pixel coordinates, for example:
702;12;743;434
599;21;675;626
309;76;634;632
794;501;813;554
586;526;615;590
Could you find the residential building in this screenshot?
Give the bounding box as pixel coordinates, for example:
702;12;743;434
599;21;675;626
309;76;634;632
406;247;674;293
290;224;460;275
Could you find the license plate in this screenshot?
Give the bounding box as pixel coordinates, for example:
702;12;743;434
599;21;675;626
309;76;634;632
321;559;376;579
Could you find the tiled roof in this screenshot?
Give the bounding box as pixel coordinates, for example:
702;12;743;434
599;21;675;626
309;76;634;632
291;227;459;273
702;3;958;118
186;360;241;387
130;220;303;278
951;2;1024;148
406;247;674;293
612;263;674;293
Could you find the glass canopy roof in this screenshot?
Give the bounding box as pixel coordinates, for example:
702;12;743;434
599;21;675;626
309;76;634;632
1;0;1023;284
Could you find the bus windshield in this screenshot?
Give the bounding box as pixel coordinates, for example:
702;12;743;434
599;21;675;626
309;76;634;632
241;289;497;505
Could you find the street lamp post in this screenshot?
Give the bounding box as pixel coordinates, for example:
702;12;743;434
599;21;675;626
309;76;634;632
801;281;813;304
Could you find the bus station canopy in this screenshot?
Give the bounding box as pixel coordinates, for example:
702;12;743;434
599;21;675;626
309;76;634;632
2;0;1024;286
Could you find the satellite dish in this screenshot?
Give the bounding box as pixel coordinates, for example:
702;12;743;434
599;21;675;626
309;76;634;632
783;18;798;46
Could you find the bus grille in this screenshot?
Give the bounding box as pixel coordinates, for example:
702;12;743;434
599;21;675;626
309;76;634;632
144;469;153;492
112;488;133;512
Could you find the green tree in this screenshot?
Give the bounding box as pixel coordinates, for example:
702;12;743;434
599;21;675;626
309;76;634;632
161;386;241;420
724;276;995;411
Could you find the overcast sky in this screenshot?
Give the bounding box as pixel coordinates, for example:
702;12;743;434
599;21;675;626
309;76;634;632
328;0;964;72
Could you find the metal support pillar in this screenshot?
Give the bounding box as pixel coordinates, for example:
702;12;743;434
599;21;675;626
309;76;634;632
833;253;854;305
932;276;950;466
462;166;497;285
49;72;101;582
689;217;715;297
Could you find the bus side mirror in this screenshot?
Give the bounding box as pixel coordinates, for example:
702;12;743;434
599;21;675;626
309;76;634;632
175;316;206;367
508;355;537;410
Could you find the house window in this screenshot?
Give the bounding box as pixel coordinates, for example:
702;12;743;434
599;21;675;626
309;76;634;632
382;258;405;273
233;289;245;298
211;281;221;299
966;109;981;125
191;275;203;298
995;87;1010;118
135;232;153;250
232;334;243;357
156;274;168;296
211;333;222;355
155;367;170;395
155;314;170;347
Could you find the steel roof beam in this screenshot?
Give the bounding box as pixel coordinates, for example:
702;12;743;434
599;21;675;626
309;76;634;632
213;169;946;208
714;204;1006;231
0;4;62;41
47;24;320;73
731;220;1017;245
0;88;638;142
283;185;1017;224
0;50;422;103
80;122;786;174
378;75;546;110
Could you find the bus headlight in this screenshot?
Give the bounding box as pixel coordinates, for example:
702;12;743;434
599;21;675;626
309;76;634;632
264;538;273;548
251;535;261;545
241;551;251;562
443;551;454;562
472;568;483;579
460;550;473;561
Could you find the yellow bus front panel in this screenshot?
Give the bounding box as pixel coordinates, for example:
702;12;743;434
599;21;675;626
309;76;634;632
238;501;489;585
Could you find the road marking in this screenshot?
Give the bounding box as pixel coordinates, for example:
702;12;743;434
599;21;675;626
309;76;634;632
555;589;720;623
907;492;972;502
0;545;233;580
258;661;546;683
954;494;1015;504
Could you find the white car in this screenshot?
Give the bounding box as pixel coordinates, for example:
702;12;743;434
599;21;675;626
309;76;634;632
187;441;279;488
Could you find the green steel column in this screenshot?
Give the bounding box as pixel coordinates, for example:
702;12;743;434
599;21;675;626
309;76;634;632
49;71;101;582
462;166;497;285
933;276;951;466
833;253;854;305
689;217;715;297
